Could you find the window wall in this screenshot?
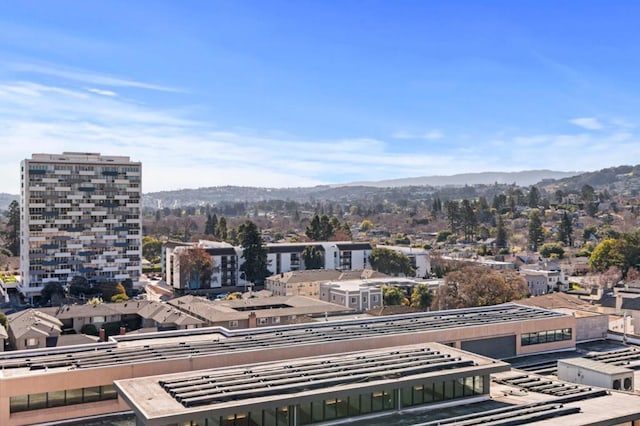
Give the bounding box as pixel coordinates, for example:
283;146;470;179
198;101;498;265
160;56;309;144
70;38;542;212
521;328;572;346
10;384;117;413
177;375;487;426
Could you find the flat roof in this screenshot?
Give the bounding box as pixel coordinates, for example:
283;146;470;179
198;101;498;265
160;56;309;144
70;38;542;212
559;357;632;375
0;303;568;376
115;343;507;423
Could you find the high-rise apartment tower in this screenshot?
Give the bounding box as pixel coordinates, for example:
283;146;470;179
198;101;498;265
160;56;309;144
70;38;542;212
19;152;142;302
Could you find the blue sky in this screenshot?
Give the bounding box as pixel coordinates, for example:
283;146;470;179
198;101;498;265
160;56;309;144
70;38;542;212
1;1;640;193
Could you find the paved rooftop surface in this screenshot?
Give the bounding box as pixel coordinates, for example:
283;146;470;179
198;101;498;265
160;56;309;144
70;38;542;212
0;303;567;376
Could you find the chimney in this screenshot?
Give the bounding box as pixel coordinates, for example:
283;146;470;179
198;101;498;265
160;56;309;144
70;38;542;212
248;311;257;328
99;328;106;342
119;326;126;335
616;294;623;311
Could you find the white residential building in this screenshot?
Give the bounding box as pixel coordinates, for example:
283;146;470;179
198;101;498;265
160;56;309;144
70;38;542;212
267;241;372;274
377;245;431;277
20;152;142;302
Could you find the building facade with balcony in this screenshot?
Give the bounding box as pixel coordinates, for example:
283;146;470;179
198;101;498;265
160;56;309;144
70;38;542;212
19;152;142;302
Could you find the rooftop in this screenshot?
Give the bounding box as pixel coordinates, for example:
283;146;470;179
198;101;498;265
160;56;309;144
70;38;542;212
0;303;567;377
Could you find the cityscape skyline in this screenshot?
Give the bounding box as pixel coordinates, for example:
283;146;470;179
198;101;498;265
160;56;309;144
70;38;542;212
2;1;640;193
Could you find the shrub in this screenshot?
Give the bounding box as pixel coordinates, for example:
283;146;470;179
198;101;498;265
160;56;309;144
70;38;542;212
80;324;98;336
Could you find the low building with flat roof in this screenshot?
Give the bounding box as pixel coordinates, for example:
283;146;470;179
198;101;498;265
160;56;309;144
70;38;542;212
115;343;507;426
0;303;575;425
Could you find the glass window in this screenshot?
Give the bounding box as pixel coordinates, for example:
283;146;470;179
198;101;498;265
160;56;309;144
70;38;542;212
360;393;372;414
538;331;547;344
555;329;563;341
563;328;572;340
383;390;395;410
324;398;338;420
464;376;475;396
276;406;290;426
521;333;530;345
474;376;485;394
336;398;349;418
433;382;444;401
29;393;47;410
66;388;83;405
298;403;312;425
444;381;455;400
10;395;28;413
348;394;360;416
372;391;385;412
48;390;66;408
311;401;324;423
101;385;117;400
84;386;101;403
424;383;434;403
454;378;465;398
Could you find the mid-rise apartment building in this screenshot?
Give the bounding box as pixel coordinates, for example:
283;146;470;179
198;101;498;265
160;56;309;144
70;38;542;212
19;152;142;302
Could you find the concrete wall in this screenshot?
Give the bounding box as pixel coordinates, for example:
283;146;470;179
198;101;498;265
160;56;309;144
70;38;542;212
575;314;609;341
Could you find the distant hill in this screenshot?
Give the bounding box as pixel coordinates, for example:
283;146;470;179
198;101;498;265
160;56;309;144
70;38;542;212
142;170;579;208
538;164;640;194
344;170;580;188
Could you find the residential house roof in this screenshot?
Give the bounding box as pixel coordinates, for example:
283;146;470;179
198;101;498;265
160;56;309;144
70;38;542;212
7;309;63;340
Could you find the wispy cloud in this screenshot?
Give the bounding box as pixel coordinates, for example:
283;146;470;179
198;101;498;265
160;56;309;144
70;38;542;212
86;87;117;97
391;130;444;140
7;62;182;93
0;76;637;194
569;117;604;130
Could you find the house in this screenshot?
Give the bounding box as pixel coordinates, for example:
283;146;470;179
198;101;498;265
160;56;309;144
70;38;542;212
265;269;390;297
7;309;63;350
319;280;383;311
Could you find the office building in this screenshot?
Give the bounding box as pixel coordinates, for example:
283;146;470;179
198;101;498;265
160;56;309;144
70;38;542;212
19;152;142;302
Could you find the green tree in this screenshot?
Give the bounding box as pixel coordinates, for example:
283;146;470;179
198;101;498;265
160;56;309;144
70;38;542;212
239;221;270;285
410;284;433;309
528;209;544;251
527;186;540;208
460;199;477;242
2;200;20;256
302;245;324;270
178;246;214;289
589;233;640;277
445;201;460;234
369;247;415;277
539;243;565;259
360;220;374;232
382;285;406;306
558;211;573;246
495;215;508;249
216;216;228;240
142;236;162;264
40;282;65;305
110;283;130;303
305;214;338;241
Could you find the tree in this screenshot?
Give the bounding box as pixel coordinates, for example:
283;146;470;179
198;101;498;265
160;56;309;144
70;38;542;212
239;221;270;285
460;199;477;242
369;248;415;277
558;211;573;246
360;220;373;232
205;214;218;235
305;214;338;241
2;200;20;256
527;186;540;208
539;243;565;259
0;312;7;330
40;282;65;305
445;201;460;234
589;233;640;277
528;209;544;251
302;245;324;270
110;283;130;303
69;276;95;297
216;216;228;240
382;285;406;306
178;247;214;289
410;284;433;309
434;266;529;309
495;215;508;249
142;236;162;264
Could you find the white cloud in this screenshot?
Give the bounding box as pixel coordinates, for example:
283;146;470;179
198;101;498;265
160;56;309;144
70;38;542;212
391;130;444;140
8;62;182;92
1;77;637;195
569;117;604;130
86;87;117;97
